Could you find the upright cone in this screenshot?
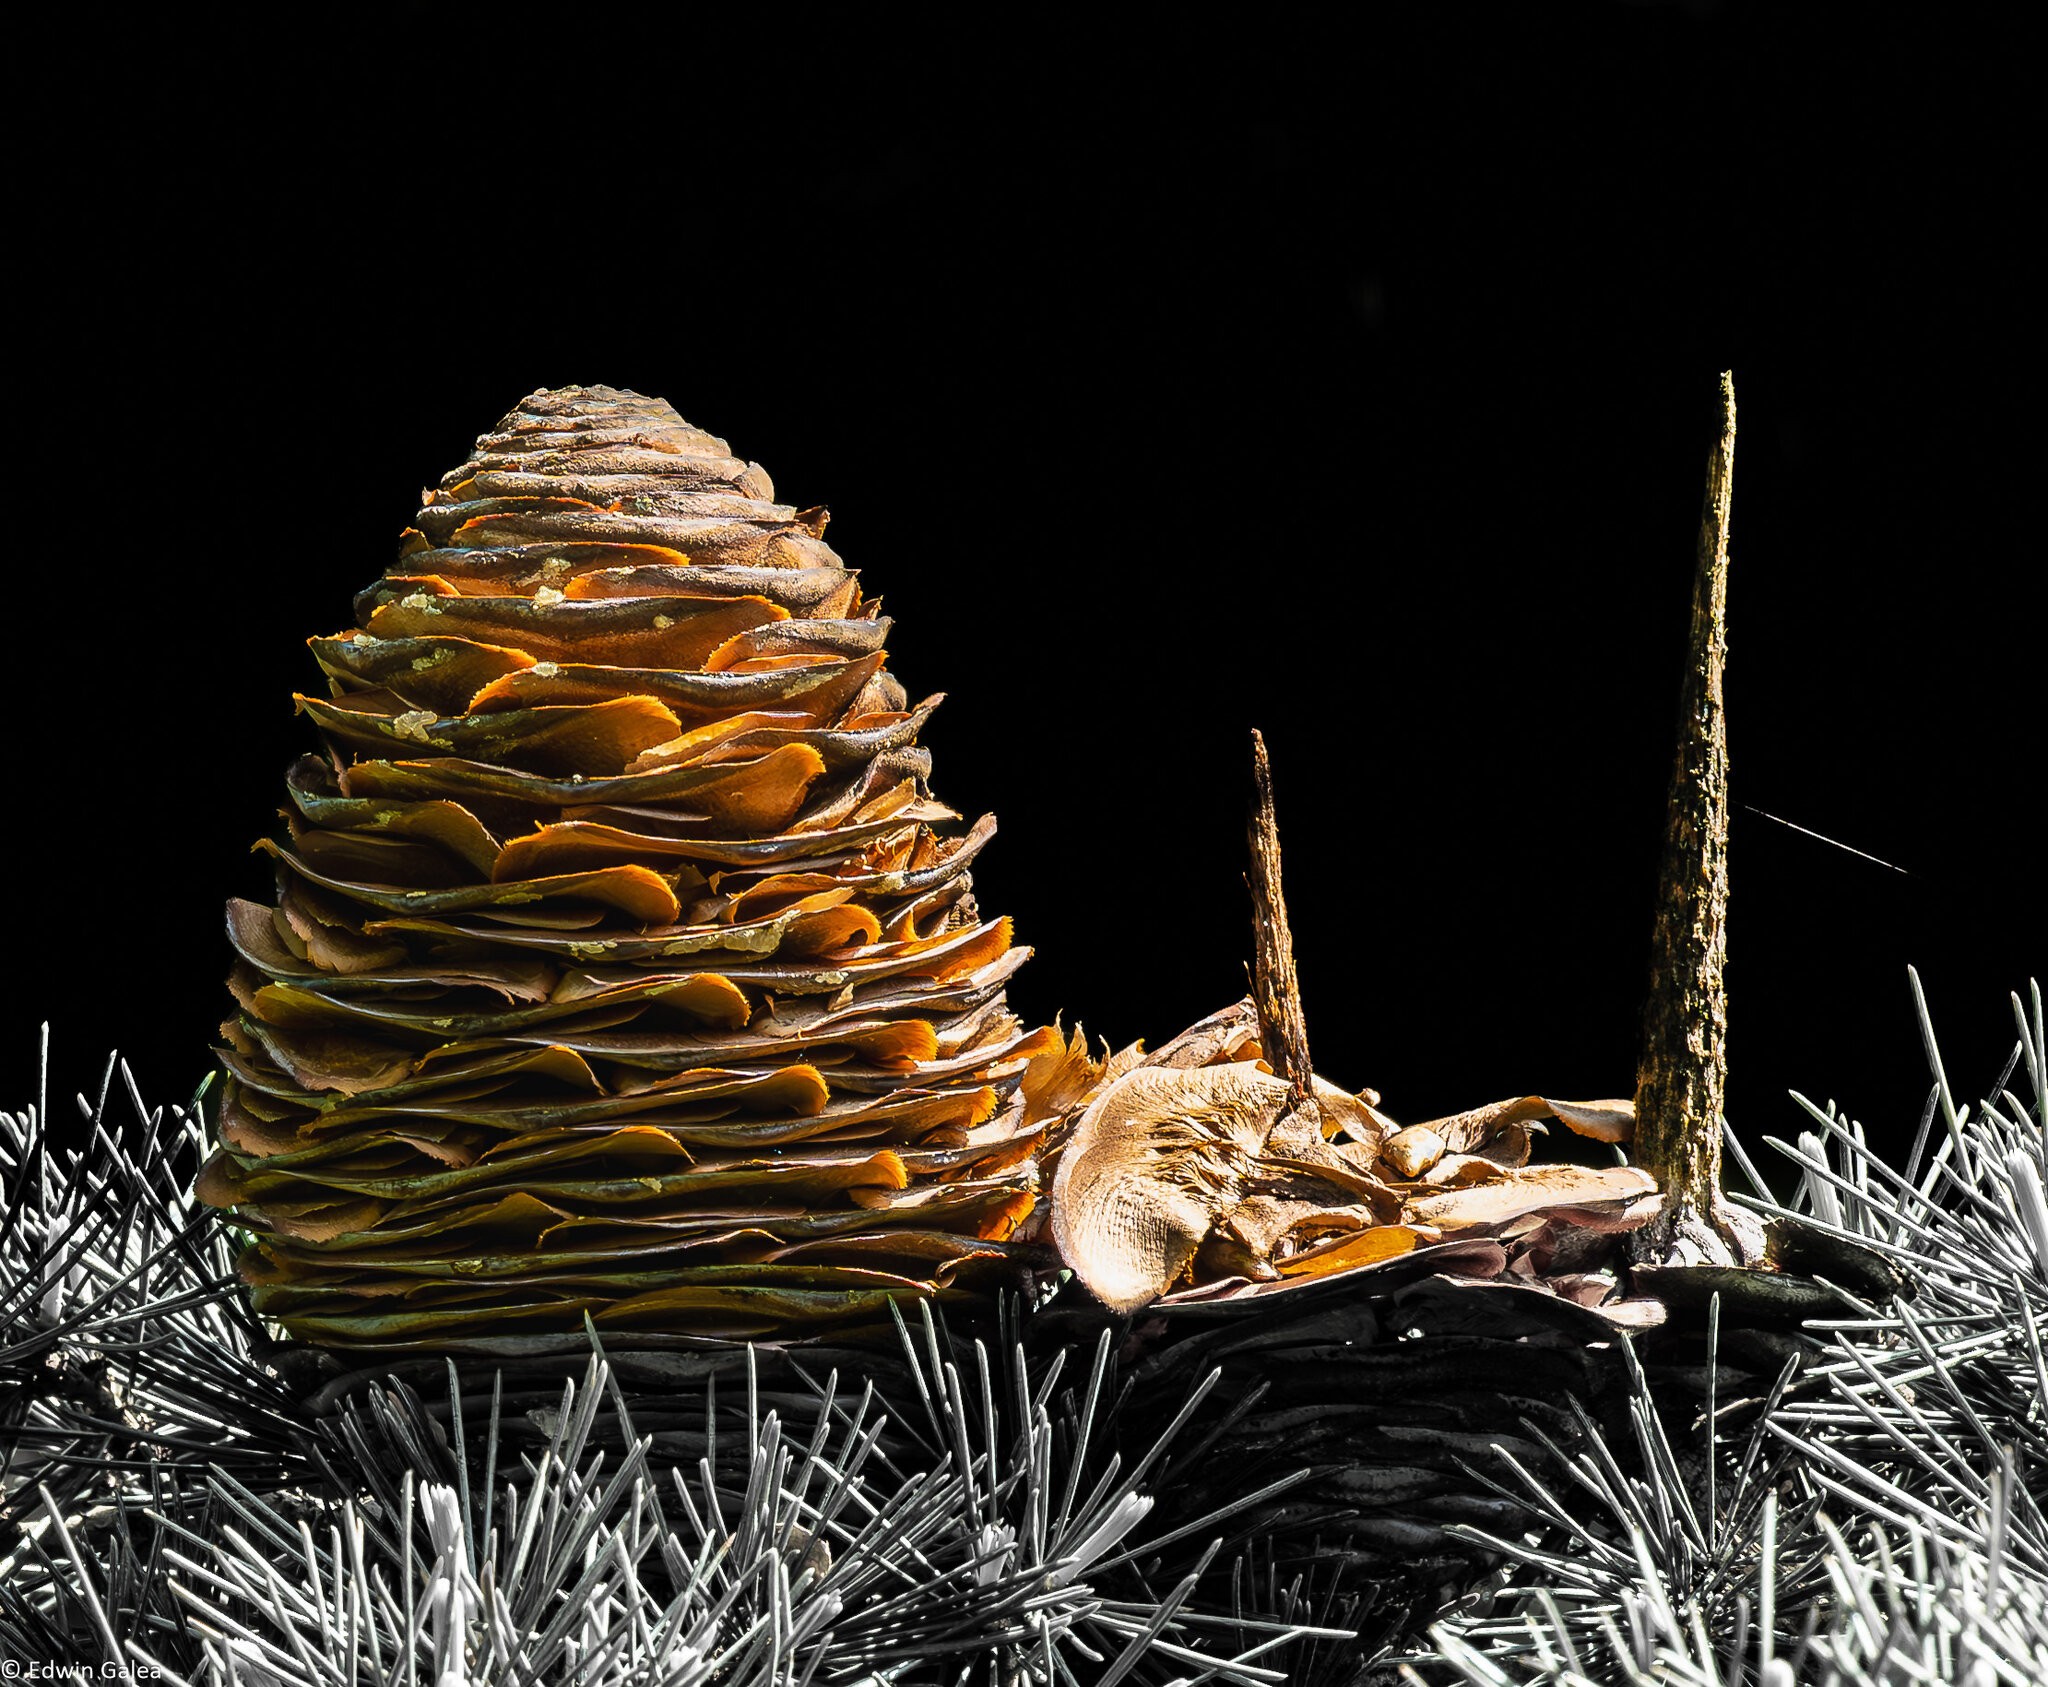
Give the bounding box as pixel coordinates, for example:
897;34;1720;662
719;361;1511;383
201;386;1068;1352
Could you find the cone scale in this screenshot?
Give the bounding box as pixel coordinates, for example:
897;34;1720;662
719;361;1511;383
201;386;1065;1352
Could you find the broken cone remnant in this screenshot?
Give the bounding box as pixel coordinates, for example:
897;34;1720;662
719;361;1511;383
1049;1000;1653;1313
201;386;1078;1350
1048;725;1656;1315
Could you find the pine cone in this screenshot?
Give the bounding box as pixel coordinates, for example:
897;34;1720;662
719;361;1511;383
201;385;1074;1353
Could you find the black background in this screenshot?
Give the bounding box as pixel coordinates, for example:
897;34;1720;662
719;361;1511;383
11;8;2036;1180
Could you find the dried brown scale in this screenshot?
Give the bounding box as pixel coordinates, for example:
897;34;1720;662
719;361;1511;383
201;385;1079;1353
1045;993;1664;1316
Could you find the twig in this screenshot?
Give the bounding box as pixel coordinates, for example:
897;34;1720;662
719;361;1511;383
1245;730;1316;1109
1635;372;1736;1233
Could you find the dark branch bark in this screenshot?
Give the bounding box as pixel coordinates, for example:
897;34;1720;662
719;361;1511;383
1246;729;1316;1108
1635;372;1735;1240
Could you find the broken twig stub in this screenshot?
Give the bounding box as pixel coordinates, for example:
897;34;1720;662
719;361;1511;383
1246;729;1318;1111
1634;372;1736;1242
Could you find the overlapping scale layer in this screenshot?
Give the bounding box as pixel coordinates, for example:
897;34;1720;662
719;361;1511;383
201;386;1073;1352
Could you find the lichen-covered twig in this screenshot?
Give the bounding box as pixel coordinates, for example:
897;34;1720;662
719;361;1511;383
1634;373;1743;1259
